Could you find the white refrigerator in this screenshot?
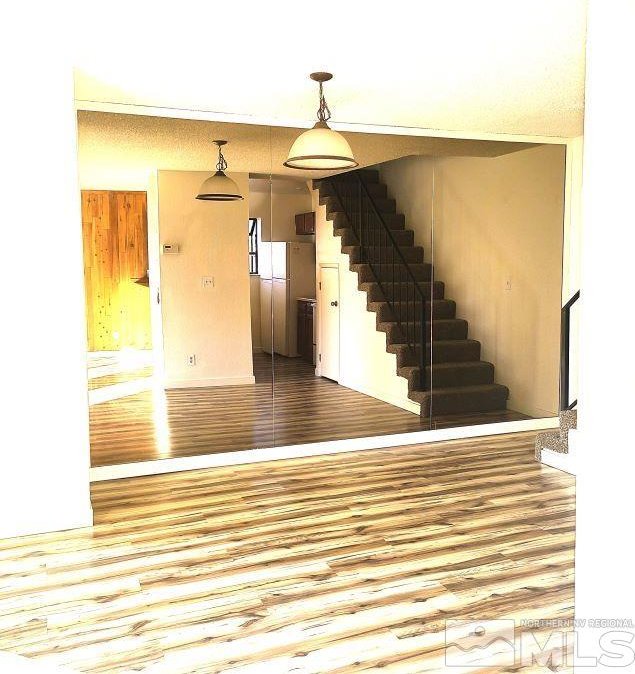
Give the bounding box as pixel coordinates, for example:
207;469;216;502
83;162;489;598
260;242;316;357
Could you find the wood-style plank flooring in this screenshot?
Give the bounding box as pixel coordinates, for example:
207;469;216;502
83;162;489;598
88;367;154;391
0;432;575;672
89;354;529;467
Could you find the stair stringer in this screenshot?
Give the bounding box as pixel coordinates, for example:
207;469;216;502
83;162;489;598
313;191;420;416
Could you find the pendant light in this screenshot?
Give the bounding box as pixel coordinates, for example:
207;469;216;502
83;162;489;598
196;140;243;201
284;72;358;171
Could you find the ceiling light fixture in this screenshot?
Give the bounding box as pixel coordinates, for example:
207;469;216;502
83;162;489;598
284;72;358;171
196;140;243;201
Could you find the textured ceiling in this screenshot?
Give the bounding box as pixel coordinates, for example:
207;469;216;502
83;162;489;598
73;0;586;139
77;111;542;181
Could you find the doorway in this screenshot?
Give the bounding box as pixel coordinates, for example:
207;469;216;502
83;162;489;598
81;190;155;404
319;265;340;382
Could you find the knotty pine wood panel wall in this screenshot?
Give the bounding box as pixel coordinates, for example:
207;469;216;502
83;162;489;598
82;190;151;351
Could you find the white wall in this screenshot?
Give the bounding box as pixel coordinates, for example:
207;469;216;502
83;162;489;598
313;190;420;414
575;0;635;664
380;145;566;418
562;138;584;407
157;171;254;387
0;62;93;537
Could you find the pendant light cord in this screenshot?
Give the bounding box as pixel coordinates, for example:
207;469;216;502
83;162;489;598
317;82;331;123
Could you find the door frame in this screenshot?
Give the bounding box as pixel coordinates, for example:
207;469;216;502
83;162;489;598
317;263;340;381
80;182;165;384
147;173;166;384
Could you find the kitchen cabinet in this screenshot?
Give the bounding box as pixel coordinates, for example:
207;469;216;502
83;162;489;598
295;211;316;236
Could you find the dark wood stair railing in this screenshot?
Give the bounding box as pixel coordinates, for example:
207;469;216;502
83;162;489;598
560;290;580;411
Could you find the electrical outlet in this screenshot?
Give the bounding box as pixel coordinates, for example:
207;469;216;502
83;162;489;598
202;276;214;289
187;354;196;366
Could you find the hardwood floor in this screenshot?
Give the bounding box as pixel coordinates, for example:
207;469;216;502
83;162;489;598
0;432;575;673
88;367;154;391
89;354;529;467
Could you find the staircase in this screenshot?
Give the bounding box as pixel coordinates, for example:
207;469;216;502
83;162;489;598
314;168;510;417
535;409;577;475
535;409;577;458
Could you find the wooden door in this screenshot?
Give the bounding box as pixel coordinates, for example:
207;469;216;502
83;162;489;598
81;191;152;351
319;266;340;381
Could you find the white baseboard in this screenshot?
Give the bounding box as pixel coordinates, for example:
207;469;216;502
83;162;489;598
90;416;559;482
0;502;93;539
539;428;577;476
509;401;558;419
165;375;256;388
540;448;576;475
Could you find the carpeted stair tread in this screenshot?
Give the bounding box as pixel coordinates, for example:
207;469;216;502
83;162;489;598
409;384;509;415
352;262;433;283
336;227;414;247
343;244;423;263
398;361;496;389
534;408;577;459
318;180;387;199
329;211;406;231
387;339;481;366
361;280;445;301
322;195;396;214
377;318;468;342
369;299;457;321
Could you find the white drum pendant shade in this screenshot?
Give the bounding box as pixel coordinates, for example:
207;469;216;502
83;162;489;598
284;121;358;171
284;72;358;171
196;171;243;201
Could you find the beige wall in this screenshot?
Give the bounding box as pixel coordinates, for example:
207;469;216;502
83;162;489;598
77;117;256;387
249;275;262;351
249;187;313;243
248;184;313;353
157;170;254;387
380;144;565;417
